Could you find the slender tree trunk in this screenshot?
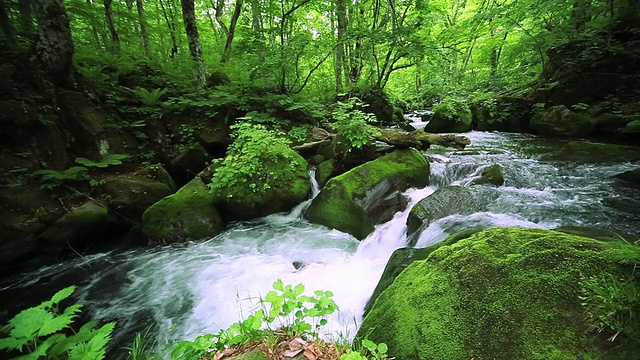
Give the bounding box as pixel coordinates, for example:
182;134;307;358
19;0;34;34
250;0;262;39
0;0;16;44
221;0;243;63
181;0;206;90
159;0;178;58
31;0;74;87
104;0;120;53
136;0;150;57
335;0;347;92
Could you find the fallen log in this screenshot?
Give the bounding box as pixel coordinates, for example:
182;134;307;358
376;129;470;150
291;128;470;153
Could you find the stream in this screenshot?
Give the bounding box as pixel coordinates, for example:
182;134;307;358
1;131;639;357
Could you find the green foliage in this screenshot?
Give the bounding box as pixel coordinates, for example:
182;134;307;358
33;167;90;190
128;88;168;106
0;286;115;360
339;339;389;360
331;98;380;149
125;326;158;360
170;280;337;359
580;240;640;342
208;123;300;203
432;98;472;123
75;154;130;168
288;125;313;144
571;103;589;111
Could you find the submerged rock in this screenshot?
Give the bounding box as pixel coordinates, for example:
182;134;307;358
614;168;640;186
469;164;505;186
542;140;640;163
306;149;429;240
359;227;640;359
424;98;473;133
38;201;113;250
141;177;224;244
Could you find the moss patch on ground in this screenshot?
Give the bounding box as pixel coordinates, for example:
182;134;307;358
359;227;640;360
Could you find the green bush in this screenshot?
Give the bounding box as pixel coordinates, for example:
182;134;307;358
331;98;380;149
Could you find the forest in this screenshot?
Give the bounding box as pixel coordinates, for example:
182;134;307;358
1;0;640;359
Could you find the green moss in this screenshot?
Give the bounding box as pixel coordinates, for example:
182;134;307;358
306;149;429;239
315;159;341;188
425;98;473;133
142;178;224;243
227;349;270;360
470;164;505;186
620;120;640;135
359;228;639;360
529;105;596;138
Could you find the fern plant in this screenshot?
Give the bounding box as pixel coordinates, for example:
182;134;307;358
129;87;168;106
75;154;130;168
0;286;115;360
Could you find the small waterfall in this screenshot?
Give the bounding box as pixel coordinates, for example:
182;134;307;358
266;167;322;223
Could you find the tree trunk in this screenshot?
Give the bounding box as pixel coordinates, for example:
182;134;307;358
136;0;150;57
159;0;178;58
221;0;243;63
19;0;34;34
31;0;74;87
335;0;347;93
250;0;262;39
0;0;16;44
104;0;120;53
181;0;206;91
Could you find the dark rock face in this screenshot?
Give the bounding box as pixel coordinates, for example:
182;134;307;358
471;97;532;132
306;149;429;240
614;168;640;186
529;105;595;138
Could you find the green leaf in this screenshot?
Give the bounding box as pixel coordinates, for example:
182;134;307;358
49;286;76;305
293;284;305;296
272;279;284;291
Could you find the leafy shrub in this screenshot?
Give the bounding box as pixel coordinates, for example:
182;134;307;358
75;154;130;168
0;286;115;360
432;98;472;123
34;167;90;190
171;280;337;358
208;123;304;206
331;98;380;149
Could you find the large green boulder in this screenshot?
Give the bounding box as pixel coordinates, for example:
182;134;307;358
141;177;224;244
306;149;429;240
359;227;640;360
424;98;473;133
469;164;505;186
529;105;595;138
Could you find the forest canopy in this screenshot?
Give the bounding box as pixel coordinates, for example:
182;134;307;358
2;0;638;106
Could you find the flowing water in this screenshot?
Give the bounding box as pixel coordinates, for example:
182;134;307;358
1;131;639;357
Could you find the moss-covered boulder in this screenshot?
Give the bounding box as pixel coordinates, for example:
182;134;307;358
618;119;640;138
141;177;224;244
306;149;429;240
529;105;596;138
542;140;640;163
100;164;176;219
359;227;640;360
209;125;310;220
469;164;505;186
363;229;479;316
471;97;532;132
38;201;113;249
315;159;343;189
424;98;473;133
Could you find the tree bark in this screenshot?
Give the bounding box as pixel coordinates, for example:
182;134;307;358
181;0;206;91
31;0;74;87
19;0;34;34
250;0;262;39
335;0;347;93
104;0;120;53
221;0;244;63
158;0;179;58
136;0;150;57
0;0;16;44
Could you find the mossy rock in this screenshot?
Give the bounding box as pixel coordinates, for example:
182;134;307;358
306;149;429;240
359;227;640;360
227;349;269;360
38;201;112;248
542;140;640;163
424;98;473;133
141;177;224;244
363;229;479;316
529;105;596;138
214;149;310;220
618;119;640;137
471;97;532;132
315;159;343;189
470;164;505;186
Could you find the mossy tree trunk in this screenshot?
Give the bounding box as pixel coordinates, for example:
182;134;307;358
32;0;74;87
181;0;206;91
